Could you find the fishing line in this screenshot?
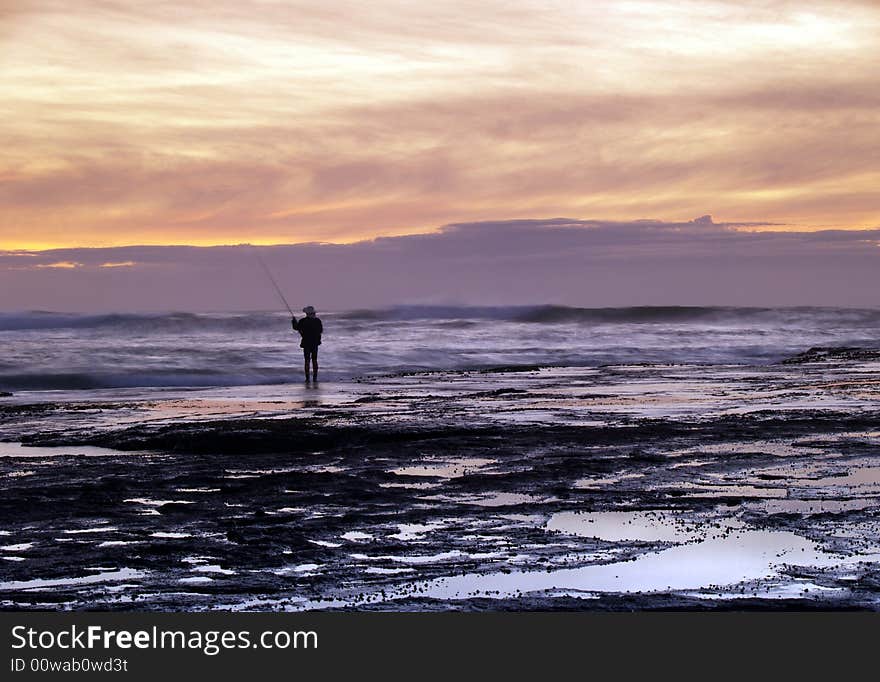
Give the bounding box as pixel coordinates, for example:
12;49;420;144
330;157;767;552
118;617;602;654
253;248;294;317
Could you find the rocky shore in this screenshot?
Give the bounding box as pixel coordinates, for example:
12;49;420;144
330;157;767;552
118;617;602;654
2;350;879;610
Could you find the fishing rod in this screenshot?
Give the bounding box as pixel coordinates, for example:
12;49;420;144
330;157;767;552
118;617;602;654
253;248;295;317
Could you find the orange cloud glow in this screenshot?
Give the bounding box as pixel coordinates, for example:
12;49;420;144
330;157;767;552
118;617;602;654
33;261;82;269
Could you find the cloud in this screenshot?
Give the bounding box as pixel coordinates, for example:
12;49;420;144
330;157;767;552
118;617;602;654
4;80;878;246
1;217;879;311
33;261;82;269
2;1;880;248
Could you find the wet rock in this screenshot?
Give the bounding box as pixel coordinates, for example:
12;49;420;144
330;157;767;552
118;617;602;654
2;361;880;611
781;346;880;364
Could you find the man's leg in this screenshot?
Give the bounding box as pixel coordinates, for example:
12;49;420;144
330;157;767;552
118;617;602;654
311;349;318;382
304;350;311;382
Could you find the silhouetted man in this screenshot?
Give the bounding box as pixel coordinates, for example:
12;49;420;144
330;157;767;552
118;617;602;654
292;305;322;383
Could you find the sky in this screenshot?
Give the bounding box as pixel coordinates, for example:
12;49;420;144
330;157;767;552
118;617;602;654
2;1;879;310
2;217;879;311
3;0;880;248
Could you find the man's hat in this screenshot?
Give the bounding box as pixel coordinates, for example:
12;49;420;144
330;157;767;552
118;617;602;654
302;305;316;315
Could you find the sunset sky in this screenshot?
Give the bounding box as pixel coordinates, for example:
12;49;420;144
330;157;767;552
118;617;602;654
3;0;879;251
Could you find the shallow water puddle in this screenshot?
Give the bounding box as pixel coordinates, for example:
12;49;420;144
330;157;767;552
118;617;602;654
317;511;847;607
340;531;373;542
683;582;849;601
0;442;135;458
575;473;645;489
308;539;342;548
747;498;880;515
192;564;235;575
387;526;842;602
350;550;471;564
62;526;118;535
124;498;194;506
546;510;706;543
179;576;213;584
757;459;880;496
365;567;414;575
436;492;544;507
665;483;788;498
379;481;440;490
1;542;34;552
271;563;321;576
388;522;446;540
0;568;147;591
680;440;827;458
798;467;880;489
390;457;495;478
225;467;303;476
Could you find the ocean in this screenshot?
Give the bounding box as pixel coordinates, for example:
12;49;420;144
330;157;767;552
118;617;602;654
1;305;880;392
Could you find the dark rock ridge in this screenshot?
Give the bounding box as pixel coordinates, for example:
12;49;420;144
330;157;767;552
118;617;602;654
18;410;880;456
781;346;880;364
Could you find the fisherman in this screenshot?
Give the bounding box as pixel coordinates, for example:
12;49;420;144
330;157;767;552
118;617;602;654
292;305;323;383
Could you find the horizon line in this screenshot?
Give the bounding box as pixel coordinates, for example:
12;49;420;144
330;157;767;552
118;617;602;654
5;216;877;253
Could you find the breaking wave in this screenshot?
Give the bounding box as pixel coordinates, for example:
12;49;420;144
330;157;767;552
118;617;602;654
0;311;282;332
5;306;880;332
338;305;880;326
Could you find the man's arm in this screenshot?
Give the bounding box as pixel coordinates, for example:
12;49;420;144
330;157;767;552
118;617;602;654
291;316;298;332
